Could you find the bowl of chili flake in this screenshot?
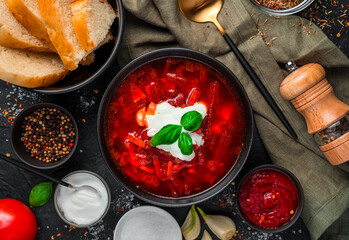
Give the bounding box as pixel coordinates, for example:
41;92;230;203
97;48;254;207
249;0;313;16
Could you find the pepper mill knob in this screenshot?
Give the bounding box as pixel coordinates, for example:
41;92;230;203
281;62;325;101
280;62;349;165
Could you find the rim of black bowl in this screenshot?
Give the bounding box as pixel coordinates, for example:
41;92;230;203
97;47;254;207
236;164;304;233
33;0;125;94
248;0;314;16
11;103;79;169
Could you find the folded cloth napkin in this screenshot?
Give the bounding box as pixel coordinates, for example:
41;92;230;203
117;0;349;239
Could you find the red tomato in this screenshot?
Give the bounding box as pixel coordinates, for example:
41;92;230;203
0;199;37;240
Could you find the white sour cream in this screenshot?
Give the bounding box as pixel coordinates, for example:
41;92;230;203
146;102;207;161
56;172;109;226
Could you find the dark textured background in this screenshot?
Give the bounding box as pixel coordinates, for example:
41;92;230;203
0;1;348;239
0;74;311;240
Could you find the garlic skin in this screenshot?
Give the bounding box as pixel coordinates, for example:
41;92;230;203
181;205;200;240
197;207;236;240
201;230;212;240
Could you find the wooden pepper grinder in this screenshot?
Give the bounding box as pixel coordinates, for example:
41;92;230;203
280;61;349;165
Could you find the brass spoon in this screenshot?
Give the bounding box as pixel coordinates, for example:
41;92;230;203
178;0;297;139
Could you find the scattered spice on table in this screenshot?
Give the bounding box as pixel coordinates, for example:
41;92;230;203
20;107;76;163
300;0;349;52
256;0;303;9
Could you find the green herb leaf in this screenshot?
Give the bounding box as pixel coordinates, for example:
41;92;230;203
180;111;203;131
178;132;193;155
151;124;182;146
29;182;53;208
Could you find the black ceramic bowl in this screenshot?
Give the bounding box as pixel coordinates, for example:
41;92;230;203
11;103;78;169
34;0;124;94
236;164;304;233
97;48;254;207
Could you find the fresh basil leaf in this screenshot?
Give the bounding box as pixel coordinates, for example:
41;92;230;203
29;182;53;208
178;132;193;155
180;111;203;131
151;124;182;146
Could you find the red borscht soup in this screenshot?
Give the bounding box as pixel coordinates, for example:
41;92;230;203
105;57;246;197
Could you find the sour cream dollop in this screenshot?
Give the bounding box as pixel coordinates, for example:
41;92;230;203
56;172;109;226
146;102;207;161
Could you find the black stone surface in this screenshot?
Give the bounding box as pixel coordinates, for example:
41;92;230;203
0;62;310;240
298;0;349;58
1;2;347;239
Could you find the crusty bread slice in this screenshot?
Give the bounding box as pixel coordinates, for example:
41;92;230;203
5;0;56;51
37;0;87;70
0;46;69;88
0;0;51;52
71;0;116;52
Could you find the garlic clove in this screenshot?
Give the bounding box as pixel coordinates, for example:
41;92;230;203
197;207;236;240
201;230;212;240
181;205;201;240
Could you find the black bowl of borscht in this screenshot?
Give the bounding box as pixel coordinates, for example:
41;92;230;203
237;164;304;233
97;48;253;207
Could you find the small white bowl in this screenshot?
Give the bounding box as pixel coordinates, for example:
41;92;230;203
54;170;111;228
114;206;182;240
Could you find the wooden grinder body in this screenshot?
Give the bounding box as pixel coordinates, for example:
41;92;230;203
280;63;349;165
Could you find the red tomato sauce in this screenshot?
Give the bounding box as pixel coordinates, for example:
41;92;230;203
105;57;246;197
238;169;299;229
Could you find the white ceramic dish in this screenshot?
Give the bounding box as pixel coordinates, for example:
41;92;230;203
114;206;182;240
54;170;111;228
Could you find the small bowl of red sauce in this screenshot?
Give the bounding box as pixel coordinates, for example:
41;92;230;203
237;164;304;233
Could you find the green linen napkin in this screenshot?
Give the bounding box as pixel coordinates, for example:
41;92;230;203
117;0;349;239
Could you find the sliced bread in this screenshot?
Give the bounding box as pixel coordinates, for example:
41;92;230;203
37;0;87;70
0;46;69;88
0;0;51;52
5;0;56;51
71;0;116;52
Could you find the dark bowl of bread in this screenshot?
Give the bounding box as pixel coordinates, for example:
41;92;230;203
0;0;124;94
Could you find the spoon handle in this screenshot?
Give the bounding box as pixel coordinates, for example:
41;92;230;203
0;154;70;188
222;34;298;139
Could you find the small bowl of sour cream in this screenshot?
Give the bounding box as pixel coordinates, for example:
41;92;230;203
54;170;111;227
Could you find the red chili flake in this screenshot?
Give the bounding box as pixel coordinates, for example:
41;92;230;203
82;229;87;233
207;25;210;28
69;143;74;148
259;215;265;224
119;208;123;212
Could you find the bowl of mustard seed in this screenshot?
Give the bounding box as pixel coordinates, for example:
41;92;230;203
11;103;78;169
249;0;313;16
